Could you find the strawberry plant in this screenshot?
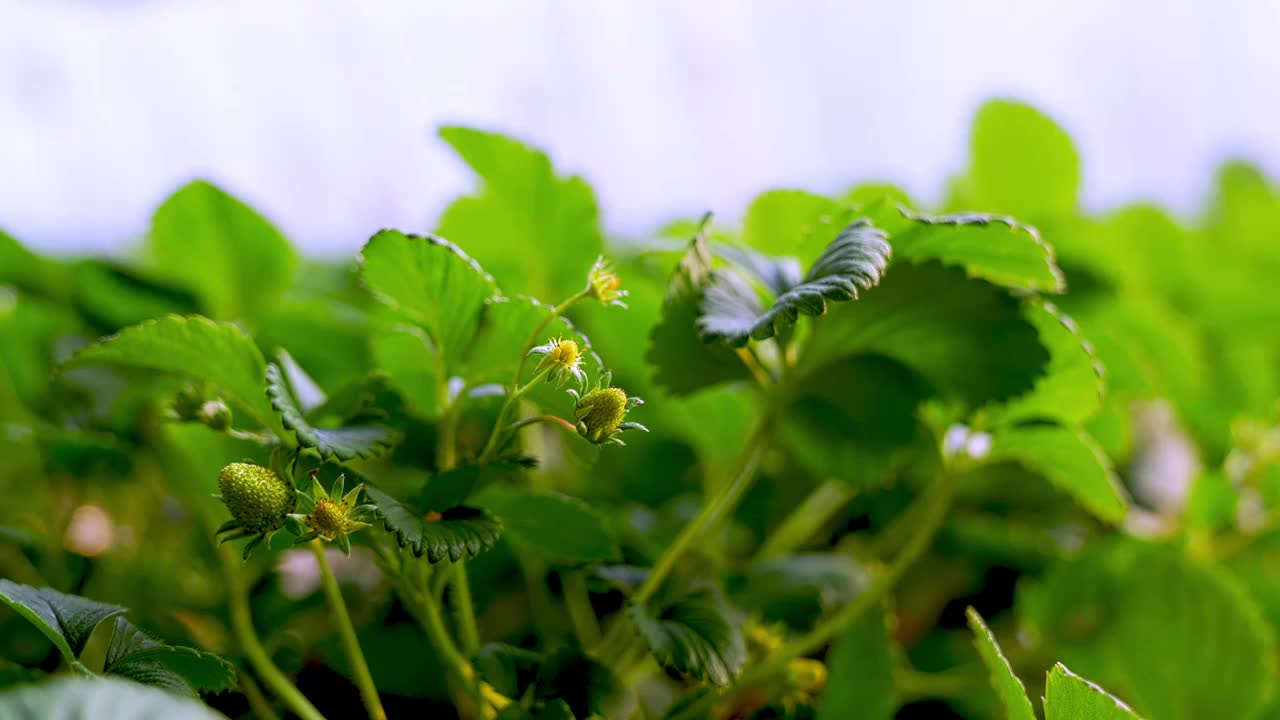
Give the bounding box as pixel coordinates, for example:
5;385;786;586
1;101;1279;720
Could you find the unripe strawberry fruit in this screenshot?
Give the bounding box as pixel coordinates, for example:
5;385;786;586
575;387;628;443
218;463;295;533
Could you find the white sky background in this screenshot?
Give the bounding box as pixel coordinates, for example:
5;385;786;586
1;0;1278;254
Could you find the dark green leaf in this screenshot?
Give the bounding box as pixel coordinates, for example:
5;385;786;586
987;427;1127;524
415;458;533;513
699;220;890;346
104;617;236;695
630;586;745;686
966;608;1036;720
360;230;495;368
0;580;126;664
478;488;618;565
474;643;543;700
0;676;227;720
364;485;502;563
1044;663;1143;720
150;180;297;320
59;314;279;432
534;646;634;720
991;299;1104;426
370;324;441;420
889;211;1065;293
266;363;392;460
818;602;895;720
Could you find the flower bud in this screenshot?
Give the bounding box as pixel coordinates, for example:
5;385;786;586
569;373;646;445
585;256;627;307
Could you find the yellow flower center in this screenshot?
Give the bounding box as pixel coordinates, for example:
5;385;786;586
548;339;580;368
312;499;348;537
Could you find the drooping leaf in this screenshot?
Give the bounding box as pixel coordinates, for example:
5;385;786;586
364;485;501;563
630;585;745;686
104;617;236;696
266;363;392;460
959;99;1080;219
888;211;1065;293
477;488;618;565
437;126;604;301
150;180;297;321
360;230;495;368
992;299;1104;427
0;676;227;720
699;220;890;346
1044;663;1143;720
987;427;1127;524
966;608;1037;720
0;580;126;665
59;315;278;432
646;222;752;396
817;602;895;720
800;262;1049;408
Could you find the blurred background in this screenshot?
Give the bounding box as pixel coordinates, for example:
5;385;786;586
3;0;1280;254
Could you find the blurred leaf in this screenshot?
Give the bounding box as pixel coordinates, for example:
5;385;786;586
534;647;634;720
0;229;68;297
630;585;745;686
992;299;1104;427
370;325;440;420
475;642;542;700
104;617;236;696
699;220;891;346
889;211;1065;293
960;100;1080;219
414;457;532;512
60;315;278;432
966;608;1036;720
987;427;1127;524
437;126;603;301
365;485;502;563
69;260;199;331
1185;470;1237;533
467;296;596;387
737;554;867;625
478;489;618;565
741;189;849;264
0;676;226;720
1044;663;1142;720
150;180;296;320
817;602;894;720
266;362;392;460
0;580;126;665
647;224;752;396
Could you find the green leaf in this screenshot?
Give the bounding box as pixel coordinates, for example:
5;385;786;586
534;647;634;720
414;457;533;512
266;363;392;460
0;229;68;297
992;299;1104;426
737;554;867;625
888;211;1065;293
69;260;199;330
966;608;1037;720
370;324;440;420
360;230;495;368
0;676;227;720
646;224;752;396
437;126;604;301
476;489;617;565
741;189;848;263
630;586;745;686
700;220;891;347
59;315;278;432
1044;664;1143;720
817;602;894;720
474;642;542;701
104;617;236;695
987;427;1127;524
466;295;595;386
150;180;297;320
0;580;126;664
961;100;1080;219
800;262;1049;408
364;485;502;563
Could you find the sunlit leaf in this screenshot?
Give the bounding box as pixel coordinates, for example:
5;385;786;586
966;608;1036;720
889;211;1064;293
987;427;1127;524
1044;663;1143;720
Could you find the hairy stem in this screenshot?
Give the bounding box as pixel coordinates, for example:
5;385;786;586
217;545;326;720
450;562;481;655
670;470;955;720
755;479;857;561
310;540;385;720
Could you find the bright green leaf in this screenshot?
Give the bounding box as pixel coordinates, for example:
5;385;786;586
0;676;227;720
741;189;848;263
889;211;1065;293
266;362;392;460
0;580;125;665
1044;663;1143;720
478;489;618;565
962;100;1080;219
630;586;745;686
818;602;895;720
987;427;1127;524
966;608;1037;720
364;485;501;563
992;299;1104;427
150;180;297;320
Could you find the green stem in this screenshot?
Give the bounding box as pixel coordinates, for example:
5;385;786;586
895;664;983;703
670;470;955;720
755;479;857;561
450;562;481;655
478;367;551;462
506;413;577;436
510;288;591;388
399;571;484;717
563;571;601;648
217;545;326;720
310;540;386;720
237;667;282;720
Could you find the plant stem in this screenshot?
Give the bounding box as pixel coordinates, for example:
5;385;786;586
237;667;281;720
563;571;601;648
755;479;857;561
895;664;983;703
510;288;591;388
217;545;326;720
450;562;481;655
399;572;484;717
669;470;955;720
310;540;386;720
478;367;552;462
506;413;577;436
